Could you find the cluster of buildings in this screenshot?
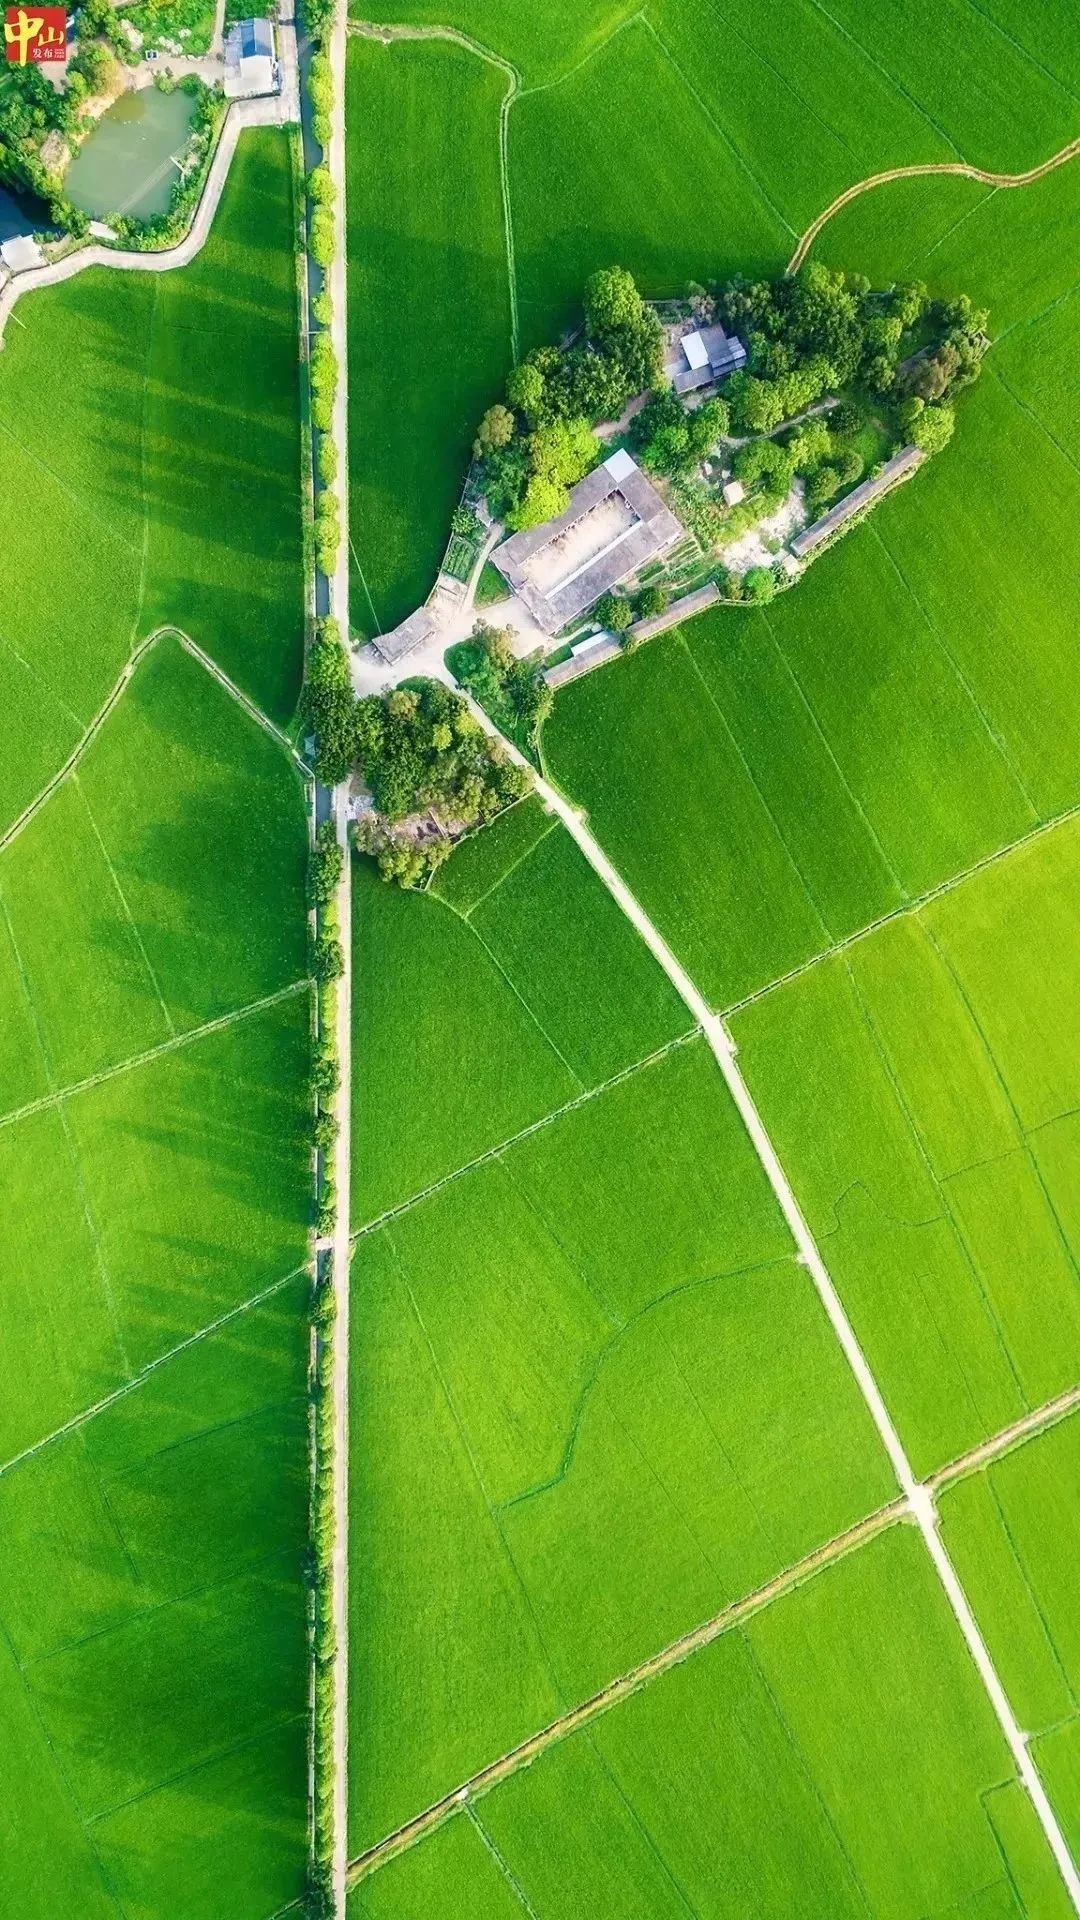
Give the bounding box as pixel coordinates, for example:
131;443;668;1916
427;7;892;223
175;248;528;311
371;314;749;666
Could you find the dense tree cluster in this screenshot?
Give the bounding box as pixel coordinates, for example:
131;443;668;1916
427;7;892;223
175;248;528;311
451;625;553;750
716;262;987;442
632;390;729;476
474;267;664;528
353;679;530;828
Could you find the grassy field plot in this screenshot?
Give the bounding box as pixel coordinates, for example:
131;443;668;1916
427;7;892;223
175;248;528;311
0;129;303;840
0;1278;309;1920
941;1411;1080;1849
509;15;791;350
349;1031;894;1850
732;815;1080;1475
545;377;1080;1008
351;810;690;1220
0;639;311;1460
0;639;307;1083
346;35;513;634
353;1524;1061;1917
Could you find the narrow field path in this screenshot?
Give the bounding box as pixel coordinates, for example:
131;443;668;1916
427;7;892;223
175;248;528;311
348;1500;906;1886
0;978;310;1135
0;624;310;857
930;1384;1080;1491
787;134;1080;273
454;695;1080;1914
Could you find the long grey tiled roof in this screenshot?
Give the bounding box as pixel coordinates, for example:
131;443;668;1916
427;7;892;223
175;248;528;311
492;458;683;634
790;445;923;558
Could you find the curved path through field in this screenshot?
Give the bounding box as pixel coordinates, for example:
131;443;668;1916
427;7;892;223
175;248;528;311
0;623;310;857
787;134;1080;274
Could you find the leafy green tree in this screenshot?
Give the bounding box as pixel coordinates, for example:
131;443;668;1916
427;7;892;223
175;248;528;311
530;416;599;488
742;566;776;603
585;265;646;336
473;403;515;457
727;373;785;434
637;583;670;619
309;206;335;269
910;403;955;455
506;471;569;532
506;359;546;423
595;592;632;631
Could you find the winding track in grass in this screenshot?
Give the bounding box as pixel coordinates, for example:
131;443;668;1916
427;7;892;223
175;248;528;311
786;134;1080;273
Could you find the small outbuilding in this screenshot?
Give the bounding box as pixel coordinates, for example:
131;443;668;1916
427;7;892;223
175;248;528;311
223;17;278;97
722;478;745;507
667;322;748;395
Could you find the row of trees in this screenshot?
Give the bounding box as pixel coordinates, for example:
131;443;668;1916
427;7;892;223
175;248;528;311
306;822;342;1920
302;0;343;1899
473;266;665;529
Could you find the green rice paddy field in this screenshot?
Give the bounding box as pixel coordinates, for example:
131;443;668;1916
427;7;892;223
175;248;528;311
0;134;311;1920
348;814;899;1849
0;127;305;839
942;1413;1080;1858
350;1527;1072;1918
345;4;1080;1910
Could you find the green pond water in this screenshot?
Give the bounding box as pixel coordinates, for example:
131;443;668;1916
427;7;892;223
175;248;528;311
65;87;196;221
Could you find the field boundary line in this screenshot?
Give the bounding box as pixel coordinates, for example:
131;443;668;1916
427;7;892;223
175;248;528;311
349;18;521;357
636;13;797;243
787;134;1080;272
350;1026;701;1242
0;625;311;857
455;694;1080;1912
720;802;1080;1020
0;1262;311;1480
346;1500;906;1885
0;979;310;1135
930;1387;1080;1493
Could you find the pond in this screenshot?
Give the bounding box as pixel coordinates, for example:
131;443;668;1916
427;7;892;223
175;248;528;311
64;86;196;222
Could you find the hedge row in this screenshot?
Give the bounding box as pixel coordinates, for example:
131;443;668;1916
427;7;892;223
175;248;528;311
306;818;342;1918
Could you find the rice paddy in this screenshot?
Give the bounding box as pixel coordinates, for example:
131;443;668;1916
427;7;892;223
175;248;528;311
343;8;1080;1911
0;134;311;1920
